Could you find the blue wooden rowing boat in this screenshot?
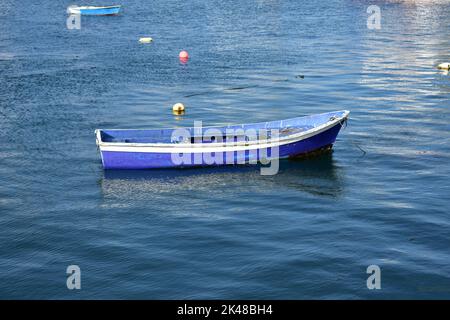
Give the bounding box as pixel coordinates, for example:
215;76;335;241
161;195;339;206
95;110;349;169
68;5;121;16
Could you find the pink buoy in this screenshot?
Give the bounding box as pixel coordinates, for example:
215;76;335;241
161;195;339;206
179;50;189;61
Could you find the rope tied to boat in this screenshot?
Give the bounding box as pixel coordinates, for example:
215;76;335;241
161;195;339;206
340;117;348;130
329;115;348;130
331;114;364;156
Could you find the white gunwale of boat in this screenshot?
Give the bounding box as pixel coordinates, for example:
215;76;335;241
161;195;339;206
96;111;349;153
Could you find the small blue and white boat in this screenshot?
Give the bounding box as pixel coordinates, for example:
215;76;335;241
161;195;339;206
95;110;349;169
68;5;121;16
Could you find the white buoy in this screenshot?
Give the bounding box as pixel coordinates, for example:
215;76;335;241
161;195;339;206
437;62;450;70
172;103;185;114
139;37;153;44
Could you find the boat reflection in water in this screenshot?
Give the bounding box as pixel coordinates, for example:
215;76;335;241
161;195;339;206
99;152;345;211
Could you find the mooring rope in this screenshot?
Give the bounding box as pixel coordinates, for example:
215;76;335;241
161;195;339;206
339;117;366;156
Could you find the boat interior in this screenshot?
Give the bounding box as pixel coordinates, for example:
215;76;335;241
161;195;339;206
99;110;347;144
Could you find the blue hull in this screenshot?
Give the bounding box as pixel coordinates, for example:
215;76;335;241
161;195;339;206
100;122;343;169
77;7;121;16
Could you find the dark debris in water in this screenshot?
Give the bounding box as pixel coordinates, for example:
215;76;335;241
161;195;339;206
225;85;259;91
184;85;259;97
184;91;212;98
272;78;289;82
184;76;304;98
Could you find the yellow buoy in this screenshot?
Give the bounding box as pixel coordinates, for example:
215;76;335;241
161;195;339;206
139;37;153;44
172;103;185;115
437;62;450;70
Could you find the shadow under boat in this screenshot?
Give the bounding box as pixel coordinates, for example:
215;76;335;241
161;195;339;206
100;150;345;200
